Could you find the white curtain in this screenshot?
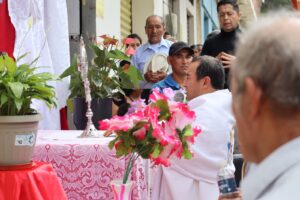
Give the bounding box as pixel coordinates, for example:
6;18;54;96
8;0;70;129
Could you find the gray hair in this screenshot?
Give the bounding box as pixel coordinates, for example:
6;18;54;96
233;11;300;114
145;15;165;28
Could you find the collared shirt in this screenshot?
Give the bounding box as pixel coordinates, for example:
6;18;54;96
131;38;173;89
151;74;181;92
241;136;300;200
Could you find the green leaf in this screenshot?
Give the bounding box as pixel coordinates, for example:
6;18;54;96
0;55;5;71
151;143;161;158
90;44;102;57
155;100;170;120
29;56;40;66
8;82;24;98
14;98;23;112
16;52;29;62
3;55;17;76
107;50;129;61
60;58;77;79
119;72;134;89
183;124;193;137
116;142;127;157
0;94;8;107
182;148;193;160
31;85;55;96
66;98;74;112
123;65;144;87
108;138;117;150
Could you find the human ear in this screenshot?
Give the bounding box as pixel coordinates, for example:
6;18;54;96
244;77;263;120
202;76;211;89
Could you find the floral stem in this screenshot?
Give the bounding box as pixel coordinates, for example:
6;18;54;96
122;153;136;184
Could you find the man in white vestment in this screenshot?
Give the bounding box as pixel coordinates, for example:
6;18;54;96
151;55;235;200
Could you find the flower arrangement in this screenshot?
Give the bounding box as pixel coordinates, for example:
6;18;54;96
99;88;202;184
60;35;143;99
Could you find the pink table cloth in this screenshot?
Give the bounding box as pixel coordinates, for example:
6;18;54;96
32;130;147;200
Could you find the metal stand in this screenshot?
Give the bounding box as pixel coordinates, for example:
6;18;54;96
78;36;98;137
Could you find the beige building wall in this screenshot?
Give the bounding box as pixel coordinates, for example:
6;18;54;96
132;0;199;45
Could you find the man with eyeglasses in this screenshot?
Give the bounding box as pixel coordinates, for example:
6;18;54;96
201;0;241;89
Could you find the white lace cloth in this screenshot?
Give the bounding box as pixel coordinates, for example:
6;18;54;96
8;0;70;129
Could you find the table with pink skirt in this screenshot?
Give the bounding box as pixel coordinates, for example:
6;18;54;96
32;130;148;200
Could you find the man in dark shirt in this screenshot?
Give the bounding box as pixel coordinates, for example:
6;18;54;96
201;0;241;88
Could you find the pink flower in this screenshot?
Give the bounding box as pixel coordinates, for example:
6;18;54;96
149;89;168;102
100;87;202;184
185;126;202;143
99;114;143;132
123;38;136;45
132;124;149;140
128;99;146;114
162;88;175;99
125;47;136;55
169;103;196;130
114;140;123;149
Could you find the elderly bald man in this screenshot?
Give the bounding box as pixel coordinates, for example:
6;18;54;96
221;11;300;200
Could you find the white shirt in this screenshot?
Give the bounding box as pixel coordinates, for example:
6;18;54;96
241;136;300;200
151;89;236;200
131;39;173;89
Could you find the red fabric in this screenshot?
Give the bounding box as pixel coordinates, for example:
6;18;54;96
0;0;16;58
0;162;67;200
60;107;69;130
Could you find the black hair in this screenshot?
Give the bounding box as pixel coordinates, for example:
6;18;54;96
190;44;203;50
217;0;239;13
193;56;225;90
117;103;131;116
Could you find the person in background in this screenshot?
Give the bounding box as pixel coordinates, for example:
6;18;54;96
131;15;173;102
164;31;177;42
151;55;235;200
220;11;300;200
120;33;142;67
201;0;241;88
152;41;193;92
206;29;221;40
113;33;143;116
163;31;172;40
126;33;142;50
190;44;202;57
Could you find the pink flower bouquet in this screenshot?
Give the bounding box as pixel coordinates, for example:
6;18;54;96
99;89;201;184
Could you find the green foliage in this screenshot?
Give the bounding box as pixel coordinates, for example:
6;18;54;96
60;37;143;99
0;54;58;115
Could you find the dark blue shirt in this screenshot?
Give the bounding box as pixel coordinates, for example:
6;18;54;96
152;74;181;92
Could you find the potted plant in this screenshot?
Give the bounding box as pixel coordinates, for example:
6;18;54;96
0;53;58;165
60;35;143;129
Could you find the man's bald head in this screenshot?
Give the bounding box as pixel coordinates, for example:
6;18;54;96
233;11;300;115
